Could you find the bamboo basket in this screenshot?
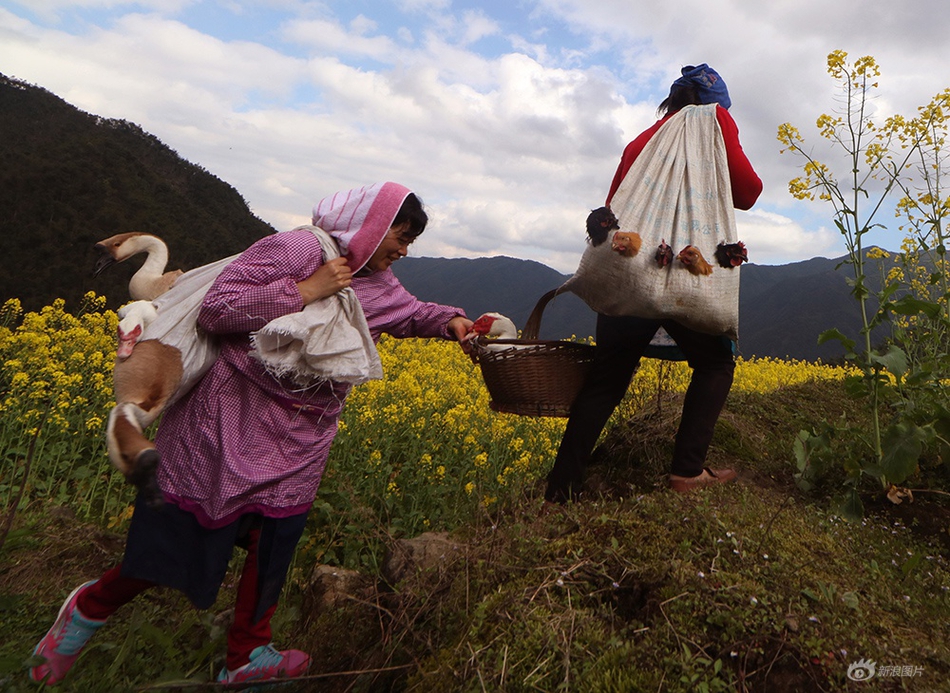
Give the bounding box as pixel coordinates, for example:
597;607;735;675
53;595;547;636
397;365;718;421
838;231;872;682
471;288;594;417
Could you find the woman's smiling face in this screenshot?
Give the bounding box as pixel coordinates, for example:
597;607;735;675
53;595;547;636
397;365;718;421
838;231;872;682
365;222;414;272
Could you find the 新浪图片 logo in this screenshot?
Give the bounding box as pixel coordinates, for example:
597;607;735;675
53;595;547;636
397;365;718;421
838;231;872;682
847;658;923;682
847;659;876;681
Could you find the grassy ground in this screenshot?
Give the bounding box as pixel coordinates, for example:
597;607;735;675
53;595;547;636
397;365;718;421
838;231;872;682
2;379;949;692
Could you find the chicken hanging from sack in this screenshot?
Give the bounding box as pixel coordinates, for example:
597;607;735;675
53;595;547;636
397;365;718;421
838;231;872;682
714;241;749;268
611;231;642;257
677;245;714;276
655;239;674;267
586;206;620;247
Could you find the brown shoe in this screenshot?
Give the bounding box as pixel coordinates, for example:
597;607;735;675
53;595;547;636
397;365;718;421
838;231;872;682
669;468;737;493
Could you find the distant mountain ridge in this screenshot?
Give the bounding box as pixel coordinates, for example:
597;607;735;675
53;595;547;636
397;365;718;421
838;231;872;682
392;256;596;341
394;254;884;362
1;73;881;362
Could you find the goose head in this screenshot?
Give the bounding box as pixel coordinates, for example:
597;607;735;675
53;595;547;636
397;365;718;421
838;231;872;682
470;312;518;340
94;232;166;276
94;232;181;300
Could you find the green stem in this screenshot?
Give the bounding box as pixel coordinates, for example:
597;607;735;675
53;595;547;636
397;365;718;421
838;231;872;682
0;398;54;553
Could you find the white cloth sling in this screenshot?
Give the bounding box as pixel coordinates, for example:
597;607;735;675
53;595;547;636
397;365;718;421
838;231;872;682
562;103;741;340
141;226;380;407
141;253;237;407
250;226;383;387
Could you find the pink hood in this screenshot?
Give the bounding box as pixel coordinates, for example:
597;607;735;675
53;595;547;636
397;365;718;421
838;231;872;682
312;182;412;272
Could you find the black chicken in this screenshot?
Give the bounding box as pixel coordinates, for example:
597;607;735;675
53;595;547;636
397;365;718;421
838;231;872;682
655;239;674;267
586;206;619;247
714;241;749;268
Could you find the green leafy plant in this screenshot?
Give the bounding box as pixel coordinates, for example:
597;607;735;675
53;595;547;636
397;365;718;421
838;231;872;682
778;51;950;514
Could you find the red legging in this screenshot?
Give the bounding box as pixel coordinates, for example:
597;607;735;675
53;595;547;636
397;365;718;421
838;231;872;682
76;528;275;670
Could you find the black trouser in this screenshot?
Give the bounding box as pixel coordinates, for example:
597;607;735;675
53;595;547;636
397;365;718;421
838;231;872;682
544;314;735;502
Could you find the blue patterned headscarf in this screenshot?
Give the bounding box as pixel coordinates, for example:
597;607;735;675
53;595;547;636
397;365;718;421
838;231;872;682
672;64;731;109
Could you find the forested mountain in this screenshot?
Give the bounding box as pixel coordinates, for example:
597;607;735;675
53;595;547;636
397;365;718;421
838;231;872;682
0;74;274;312
1;73;884;361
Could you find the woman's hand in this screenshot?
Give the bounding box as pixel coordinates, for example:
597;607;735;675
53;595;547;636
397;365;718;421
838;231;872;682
448;316;475;353
296;257;353;305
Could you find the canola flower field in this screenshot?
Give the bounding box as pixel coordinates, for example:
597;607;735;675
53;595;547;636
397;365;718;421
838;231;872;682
0;295;855;570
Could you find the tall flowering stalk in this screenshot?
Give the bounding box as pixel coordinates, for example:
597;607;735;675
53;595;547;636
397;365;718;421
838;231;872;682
778;51;950;515
889;89;950;366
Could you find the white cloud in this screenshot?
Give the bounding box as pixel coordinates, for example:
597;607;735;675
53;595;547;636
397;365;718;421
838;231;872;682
395;0;450;12
10;0;192;22
736;209;839;266
281;17;400;60
458;10;500;46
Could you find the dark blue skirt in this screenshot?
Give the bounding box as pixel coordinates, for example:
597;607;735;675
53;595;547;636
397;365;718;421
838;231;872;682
121;493;308;621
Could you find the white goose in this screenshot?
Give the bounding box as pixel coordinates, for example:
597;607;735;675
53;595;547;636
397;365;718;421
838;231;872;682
116;300;158;359
94;232;183;301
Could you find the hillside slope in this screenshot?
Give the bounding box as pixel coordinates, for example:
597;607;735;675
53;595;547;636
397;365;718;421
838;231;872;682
0;74;275;312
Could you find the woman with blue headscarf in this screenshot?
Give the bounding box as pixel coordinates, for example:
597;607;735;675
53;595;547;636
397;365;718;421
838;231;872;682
545;64;763;503
607;64;760;206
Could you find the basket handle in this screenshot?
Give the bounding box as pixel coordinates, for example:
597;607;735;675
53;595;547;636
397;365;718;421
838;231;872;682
522;286;568;340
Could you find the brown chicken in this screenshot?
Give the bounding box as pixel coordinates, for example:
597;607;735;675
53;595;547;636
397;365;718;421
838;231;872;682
611;231;642;257
677;245;714;276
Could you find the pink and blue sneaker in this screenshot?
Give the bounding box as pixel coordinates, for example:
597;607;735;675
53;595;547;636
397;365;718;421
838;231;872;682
30;580;107;686
217;644;311;688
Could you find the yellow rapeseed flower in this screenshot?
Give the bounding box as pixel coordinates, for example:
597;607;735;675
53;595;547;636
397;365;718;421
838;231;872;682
107;504;135;529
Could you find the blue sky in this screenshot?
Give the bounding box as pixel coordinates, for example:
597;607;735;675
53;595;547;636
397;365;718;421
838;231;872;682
3;0;949;272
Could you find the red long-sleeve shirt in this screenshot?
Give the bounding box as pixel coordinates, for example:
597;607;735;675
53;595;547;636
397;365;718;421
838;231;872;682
606;105;762;210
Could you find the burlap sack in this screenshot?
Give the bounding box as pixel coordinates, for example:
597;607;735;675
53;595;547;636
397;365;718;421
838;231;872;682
562;103;740;340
